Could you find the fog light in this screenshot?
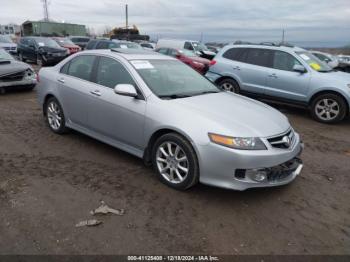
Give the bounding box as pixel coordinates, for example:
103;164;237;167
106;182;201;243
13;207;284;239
246;169;268;182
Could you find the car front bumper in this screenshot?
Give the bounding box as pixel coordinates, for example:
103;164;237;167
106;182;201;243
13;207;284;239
196;132;303;190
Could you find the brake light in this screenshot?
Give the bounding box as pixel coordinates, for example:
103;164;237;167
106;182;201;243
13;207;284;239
209;60;217;66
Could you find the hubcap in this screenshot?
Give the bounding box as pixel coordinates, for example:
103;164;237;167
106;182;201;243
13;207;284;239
221;82;236;92
156;142;189;184
37;56;42;66
47;101;62;130
315;98;340;121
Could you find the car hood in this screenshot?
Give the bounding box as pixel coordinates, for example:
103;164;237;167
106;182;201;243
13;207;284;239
40;46;66;53
171;92;290;138
0;60;32;77
315;70;350;85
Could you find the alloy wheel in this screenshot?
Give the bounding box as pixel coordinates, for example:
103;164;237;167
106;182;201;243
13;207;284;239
47;101;62;130
156;142;189;184
315;98;340;121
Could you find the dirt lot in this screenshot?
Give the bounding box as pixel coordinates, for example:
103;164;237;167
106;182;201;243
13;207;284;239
0;84;349;255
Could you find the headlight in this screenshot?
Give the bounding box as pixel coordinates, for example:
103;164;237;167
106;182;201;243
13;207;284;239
208;133;267;150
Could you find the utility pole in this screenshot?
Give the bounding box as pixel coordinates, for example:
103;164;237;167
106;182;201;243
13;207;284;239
125;4;128;29
200;32;203;43
42;0;50;21
282;29;285;44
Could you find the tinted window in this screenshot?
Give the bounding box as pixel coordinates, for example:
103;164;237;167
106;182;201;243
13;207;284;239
222;48;247;62
95;57;135;88
60;61;70;74
184;42;194;51
86;40;97;50
169;49;179;57
273;51;301;71
157;48;168;55
245;48;273;67
96;41;109;49
67;55;95;81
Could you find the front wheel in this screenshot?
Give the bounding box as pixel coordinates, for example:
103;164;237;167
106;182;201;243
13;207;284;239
45;97;68;134
36;55;44;66
152;133;199;190
218;78;240;93
19;52;26;62
311;93;347;123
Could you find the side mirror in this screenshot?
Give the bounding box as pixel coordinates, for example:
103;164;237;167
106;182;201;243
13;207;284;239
114;84;138;98
293;64;307;74
324;58;331;63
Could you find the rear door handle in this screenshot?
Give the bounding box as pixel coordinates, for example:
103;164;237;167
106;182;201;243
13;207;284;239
90;90;101;97
57;77;65;83
268;73;278;78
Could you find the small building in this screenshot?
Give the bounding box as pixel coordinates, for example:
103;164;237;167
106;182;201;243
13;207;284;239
22;20;87;37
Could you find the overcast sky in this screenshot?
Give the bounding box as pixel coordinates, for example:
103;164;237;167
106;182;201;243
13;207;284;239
1;0;350;46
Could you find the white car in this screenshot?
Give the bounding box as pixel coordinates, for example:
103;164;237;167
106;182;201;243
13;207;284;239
311;51;339;68
0;35;17;55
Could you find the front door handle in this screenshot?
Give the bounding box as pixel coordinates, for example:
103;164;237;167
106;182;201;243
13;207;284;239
268;73;278;78
90;90;101;97
233;66;241;70
57;77;65;83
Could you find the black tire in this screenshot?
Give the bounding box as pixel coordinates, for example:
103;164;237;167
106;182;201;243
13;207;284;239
152;133;199;190
218;78;240;93
18;52;26;62
45;97;69;134
36;55;44;66
310;93;347;124
24;85;35;92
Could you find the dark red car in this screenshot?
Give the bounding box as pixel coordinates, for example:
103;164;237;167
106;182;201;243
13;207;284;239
52;37;81;55
156;47;211;74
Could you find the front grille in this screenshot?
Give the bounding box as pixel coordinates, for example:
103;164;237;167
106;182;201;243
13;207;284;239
267;129;295;149
267;158;301;182
0;71;25;82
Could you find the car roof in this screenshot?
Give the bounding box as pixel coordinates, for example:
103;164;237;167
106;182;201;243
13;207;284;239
226;44;306;53
78;49;176;61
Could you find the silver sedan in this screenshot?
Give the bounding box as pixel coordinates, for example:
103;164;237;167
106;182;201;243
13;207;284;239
37;49;303;191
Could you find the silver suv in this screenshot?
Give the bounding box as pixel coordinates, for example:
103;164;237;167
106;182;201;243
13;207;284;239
206;44;350;123
37;49;303;191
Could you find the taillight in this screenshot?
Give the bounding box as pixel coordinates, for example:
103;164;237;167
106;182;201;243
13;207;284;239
209;60;217;66
36;73;40;83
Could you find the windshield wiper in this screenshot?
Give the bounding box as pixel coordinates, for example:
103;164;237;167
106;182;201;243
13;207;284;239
192;90;221;97
158;94;192;100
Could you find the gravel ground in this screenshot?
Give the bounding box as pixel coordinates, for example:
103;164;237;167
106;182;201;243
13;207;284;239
0;82;349;255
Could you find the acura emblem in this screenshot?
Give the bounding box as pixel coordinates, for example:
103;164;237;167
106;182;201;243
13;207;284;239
282;136;291;148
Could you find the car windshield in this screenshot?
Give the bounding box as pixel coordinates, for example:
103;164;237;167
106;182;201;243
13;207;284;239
0;35;13;43
179;49;197;57
35;37;61;48
192;42;209;52
114;42;142;49
55;38;75;45
296;51;332;72
131;59;220;98
0;49;14;60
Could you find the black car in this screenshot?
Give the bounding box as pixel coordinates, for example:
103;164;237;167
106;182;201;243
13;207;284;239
85;39;143;50
69;36;91;50
17;37;67;66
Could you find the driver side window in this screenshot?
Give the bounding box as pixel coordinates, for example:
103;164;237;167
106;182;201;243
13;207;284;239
95;57;135;88
184;42;194;51
273;51;302;72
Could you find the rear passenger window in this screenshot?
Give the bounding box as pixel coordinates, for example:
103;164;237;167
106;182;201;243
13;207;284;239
222;48;247;62
95;57;135;88
60;62;70;74
273;51;302;71
86;40;97;50
157;48;168;55
245;48;273;67
96;42;109;49
67;55;95;81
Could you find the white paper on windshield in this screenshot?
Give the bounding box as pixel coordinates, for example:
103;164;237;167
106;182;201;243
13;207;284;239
38;42;45;47
300;54;310;60
120;44;128;49
131;60;154;69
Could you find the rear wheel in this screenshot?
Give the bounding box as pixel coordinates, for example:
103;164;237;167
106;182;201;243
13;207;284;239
311;93;347;123
45;97;68;134
218;78;240;93
152;133;199;190
36;55;44;66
